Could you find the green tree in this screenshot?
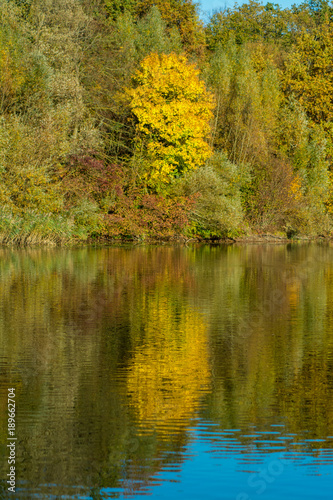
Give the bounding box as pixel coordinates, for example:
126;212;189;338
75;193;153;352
81;6;182;161
206;40;281;165
100;0;138;20
283;20;333;125
206;1;293;49
135;0;205;53
176;152;248;238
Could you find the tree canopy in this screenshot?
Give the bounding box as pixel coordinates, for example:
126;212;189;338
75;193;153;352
126;52;214;187
0;0;333;242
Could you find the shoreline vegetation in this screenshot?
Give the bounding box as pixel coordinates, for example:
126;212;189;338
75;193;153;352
2;0;333;245
1;233;332;247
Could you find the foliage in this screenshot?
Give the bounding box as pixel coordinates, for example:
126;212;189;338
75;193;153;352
0;115;62;215
206;40;281;166
80;6;182;161
206;1;293;49
0;0;333;243
243;155;308;232
126;52;214;188
0;208;75;245
105;192;194;240
61;156;195;239
176;152;249;238
101;0;138;20
205;0;333;51
295;0;333;27
0;0;28;112
278;98;329;198
135;0;205;53
104;181;195;241
283;20;333;125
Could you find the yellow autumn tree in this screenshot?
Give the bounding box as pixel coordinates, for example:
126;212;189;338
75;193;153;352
126;52;214;187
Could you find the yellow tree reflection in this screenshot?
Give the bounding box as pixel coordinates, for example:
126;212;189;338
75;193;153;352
126;293;211;436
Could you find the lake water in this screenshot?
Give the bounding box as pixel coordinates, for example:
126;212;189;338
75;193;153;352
0;243;333;499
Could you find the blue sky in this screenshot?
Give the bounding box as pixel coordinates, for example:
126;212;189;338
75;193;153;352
199;0;304;19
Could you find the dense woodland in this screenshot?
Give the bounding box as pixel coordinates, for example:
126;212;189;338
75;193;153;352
2;0;333;243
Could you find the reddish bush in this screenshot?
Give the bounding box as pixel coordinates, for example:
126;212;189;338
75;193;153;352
61;153;124;207
61;153;195;239
104;188;196;240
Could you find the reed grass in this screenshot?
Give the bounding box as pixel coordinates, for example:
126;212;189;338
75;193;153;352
0;209;77;245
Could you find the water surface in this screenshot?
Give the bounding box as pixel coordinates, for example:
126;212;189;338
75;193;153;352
0;243;332;499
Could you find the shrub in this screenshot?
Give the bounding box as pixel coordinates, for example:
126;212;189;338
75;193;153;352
175;152;249;238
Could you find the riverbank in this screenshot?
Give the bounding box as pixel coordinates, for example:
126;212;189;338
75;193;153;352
87;233;333;246
0;225;332;247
